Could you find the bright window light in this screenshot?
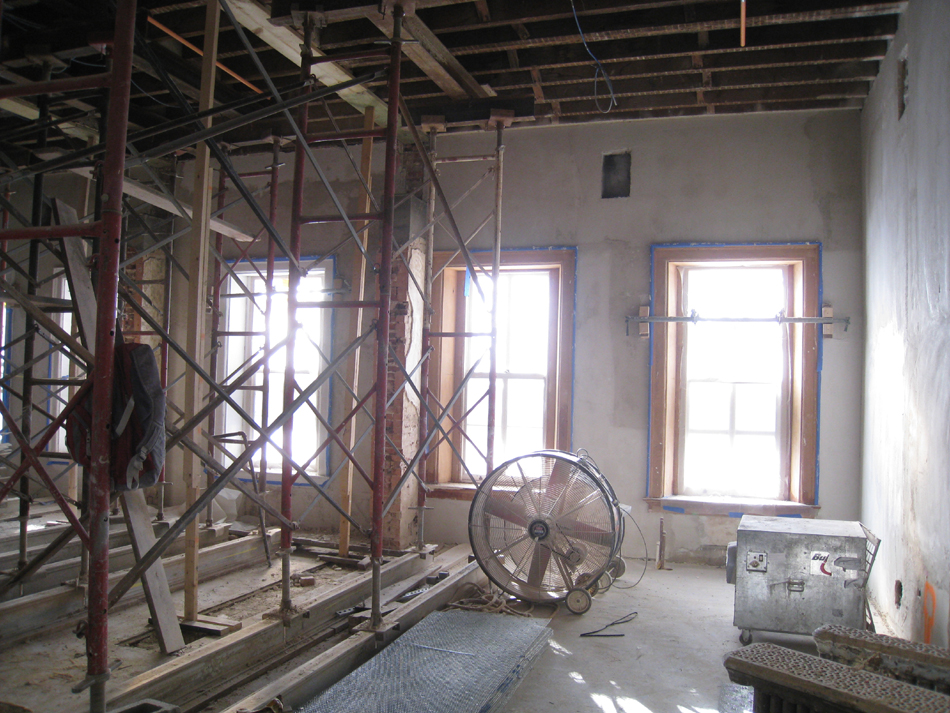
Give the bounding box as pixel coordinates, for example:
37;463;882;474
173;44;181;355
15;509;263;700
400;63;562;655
462;270;550;473
681;267;785;499
222;265;329;474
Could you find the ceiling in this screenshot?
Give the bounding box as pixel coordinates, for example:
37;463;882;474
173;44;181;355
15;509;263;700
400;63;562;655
0;0;907;155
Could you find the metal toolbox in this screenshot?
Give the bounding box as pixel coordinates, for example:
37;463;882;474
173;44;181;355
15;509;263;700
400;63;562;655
734;515;879;643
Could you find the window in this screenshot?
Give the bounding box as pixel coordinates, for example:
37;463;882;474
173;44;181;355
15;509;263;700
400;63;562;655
220;262;331;477
428;250;575;485
647;244;820;515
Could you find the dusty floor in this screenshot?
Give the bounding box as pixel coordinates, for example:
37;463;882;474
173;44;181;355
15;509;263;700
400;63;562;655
2;531;858;713
505;561;817;713
0;533;355;713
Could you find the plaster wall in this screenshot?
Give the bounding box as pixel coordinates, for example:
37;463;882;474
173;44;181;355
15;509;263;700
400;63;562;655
426;110;866;560
860;0;950;646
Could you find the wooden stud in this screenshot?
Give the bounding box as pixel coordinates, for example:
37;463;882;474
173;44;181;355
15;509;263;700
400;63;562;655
338;106;375;559
181;0;221;624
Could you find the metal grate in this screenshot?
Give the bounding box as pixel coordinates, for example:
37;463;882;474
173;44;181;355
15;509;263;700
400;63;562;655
725;643;950;712
298;610;551;713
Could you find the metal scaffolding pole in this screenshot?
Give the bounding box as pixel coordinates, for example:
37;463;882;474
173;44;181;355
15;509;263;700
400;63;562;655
84;2;136;709
370;4;404;630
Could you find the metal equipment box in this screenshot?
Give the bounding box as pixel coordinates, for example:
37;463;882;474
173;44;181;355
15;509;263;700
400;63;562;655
734;515;879;644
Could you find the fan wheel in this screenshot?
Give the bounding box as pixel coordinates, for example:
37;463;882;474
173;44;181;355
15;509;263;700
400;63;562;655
565;588;593;614
469;451;621;604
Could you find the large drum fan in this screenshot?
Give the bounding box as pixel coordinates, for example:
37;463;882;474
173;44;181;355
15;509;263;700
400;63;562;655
469;450;625;614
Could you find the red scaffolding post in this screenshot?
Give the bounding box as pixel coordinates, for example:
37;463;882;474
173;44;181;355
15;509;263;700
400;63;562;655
370;4;403;629
83;1;137;710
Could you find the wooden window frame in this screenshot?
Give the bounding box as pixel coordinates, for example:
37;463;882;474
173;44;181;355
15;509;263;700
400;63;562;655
646;243;821;517
427;249;575;491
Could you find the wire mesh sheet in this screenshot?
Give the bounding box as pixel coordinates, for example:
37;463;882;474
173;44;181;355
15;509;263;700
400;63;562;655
298;610;551;713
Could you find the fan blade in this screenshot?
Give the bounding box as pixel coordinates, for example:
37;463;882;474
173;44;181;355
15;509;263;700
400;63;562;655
557;521;615;548
541;457;574;517
484;495;529;528
526;541;552;590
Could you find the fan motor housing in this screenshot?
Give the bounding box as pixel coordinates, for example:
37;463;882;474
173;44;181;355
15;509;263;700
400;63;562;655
528;519;550;541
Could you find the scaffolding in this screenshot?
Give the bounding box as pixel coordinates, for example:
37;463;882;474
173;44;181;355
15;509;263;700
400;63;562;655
0;2;507;711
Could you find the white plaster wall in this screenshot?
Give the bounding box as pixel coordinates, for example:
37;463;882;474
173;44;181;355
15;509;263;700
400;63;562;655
861;0;950;646
427;110;866;557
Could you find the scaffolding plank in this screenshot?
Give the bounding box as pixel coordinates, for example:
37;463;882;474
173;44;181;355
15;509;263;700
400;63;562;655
0;530;275;648
64;166;254;242
120;491;186;655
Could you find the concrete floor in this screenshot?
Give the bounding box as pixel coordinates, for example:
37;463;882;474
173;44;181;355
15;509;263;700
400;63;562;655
0;530;826;713
506;562;815;713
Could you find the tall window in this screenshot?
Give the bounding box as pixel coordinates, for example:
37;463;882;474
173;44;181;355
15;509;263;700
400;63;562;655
429;250;575;483
462;270;552;470
648;244;820;514
220;263;330;476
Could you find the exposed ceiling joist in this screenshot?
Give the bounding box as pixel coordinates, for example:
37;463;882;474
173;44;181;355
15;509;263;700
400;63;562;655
225;0;388;125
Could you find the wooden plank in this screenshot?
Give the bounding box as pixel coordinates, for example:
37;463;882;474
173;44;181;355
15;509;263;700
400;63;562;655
105;548;431;711
62;167;253;242
57;214;98;352
0;531;276;648
338;106;374;559
178;614;242;637
220;551;485;713
226;0;388;124
181;0;221;625
0;522;227;600
369;13;489;101
121;491;186;654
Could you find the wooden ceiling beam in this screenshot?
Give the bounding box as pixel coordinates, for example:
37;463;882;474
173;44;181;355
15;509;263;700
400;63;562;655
421;0;905;35
368;12;488;100
444;12;902;56
224;0;388;125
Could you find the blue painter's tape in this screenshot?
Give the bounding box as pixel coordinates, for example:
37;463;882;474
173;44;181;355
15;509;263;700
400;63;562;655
728;512;744;518
778;512;803;518
662;505;685;513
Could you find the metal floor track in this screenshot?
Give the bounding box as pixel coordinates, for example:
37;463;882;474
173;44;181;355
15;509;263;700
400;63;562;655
298;609;551;713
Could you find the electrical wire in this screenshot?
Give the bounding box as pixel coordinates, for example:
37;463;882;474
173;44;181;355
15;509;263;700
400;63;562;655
581;610;637;637
610;507;650;590
568;0;618;114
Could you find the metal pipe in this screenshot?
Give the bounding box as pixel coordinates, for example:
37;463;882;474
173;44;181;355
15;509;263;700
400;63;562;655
416;127;438;550
85;3;136;708
127;72;381;169
625;313;850;325
261;140;280;496
0;222;103;241
307;127;387;144
206;168;228;526
278;18;313;611
0;71;112;100
157;243;172;521
310;48;390;65
371;4;404;630
17;77;47;574
146;15;263;94
0;87;303;190
487;123;504;474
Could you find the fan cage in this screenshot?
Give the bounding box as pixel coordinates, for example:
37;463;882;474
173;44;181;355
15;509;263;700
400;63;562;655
468;450;625;604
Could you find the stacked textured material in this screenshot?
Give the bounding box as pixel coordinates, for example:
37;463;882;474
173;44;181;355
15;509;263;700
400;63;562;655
298;610;551;713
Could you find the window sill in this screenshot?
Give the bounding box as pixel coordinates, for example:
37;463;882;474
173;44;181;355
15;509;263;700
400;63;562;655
645;496;818;518
426;483;478;501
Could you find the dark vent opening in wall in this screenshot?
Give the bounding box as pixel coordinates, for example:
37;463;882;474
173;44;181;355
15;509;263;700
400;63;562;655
602;152;631;199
